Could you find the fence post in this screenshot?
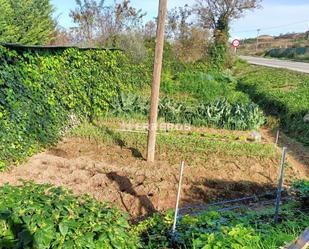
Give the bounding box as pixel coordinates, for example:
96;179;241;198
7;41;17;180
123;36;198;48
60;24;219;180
274;146;287;224
275;129;280;147
172;161;185;234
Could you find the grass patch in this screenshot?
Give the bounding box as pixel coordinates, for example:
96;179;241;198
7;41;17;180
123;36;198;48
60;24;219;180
163;71;250;104
71;123;277;163
234;61;309;145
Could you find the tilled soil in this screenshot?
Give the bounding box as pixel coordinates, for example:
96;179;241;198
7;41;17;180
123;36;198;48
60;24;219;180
0;135;307;218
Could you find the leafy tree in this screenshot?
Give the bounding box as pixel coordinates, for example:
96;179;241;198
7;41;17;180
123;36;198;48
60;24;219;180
118;32;147;63
195;0;261;69
0;0;55;45
0;0;18;42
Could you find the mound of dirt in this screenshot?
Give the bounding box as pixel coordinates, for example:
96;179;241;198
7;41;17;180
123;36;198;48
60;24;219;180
0;136;307;218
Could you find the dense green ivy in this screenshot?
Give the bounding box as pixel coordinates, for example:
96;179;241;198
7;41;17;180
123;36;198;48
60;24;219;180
0;46;138;169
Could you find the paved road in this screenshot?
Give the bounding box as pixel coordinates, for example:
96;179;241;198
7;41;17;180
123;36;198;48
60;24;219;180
239;56;309;74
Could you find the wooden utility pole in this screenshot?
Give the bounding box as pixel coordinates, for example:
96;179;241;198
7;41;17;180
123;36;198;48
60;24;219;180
147;0;168;162
285;228;309;249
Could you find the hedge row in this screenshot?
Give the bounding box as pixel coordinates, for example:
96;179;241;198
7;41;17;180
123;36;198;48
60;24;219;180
265;47;309;61
0;46;144;169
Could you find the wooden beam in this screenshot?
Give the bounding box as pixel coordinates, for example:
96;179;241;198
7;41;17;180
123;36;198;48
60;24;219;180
286;228;309;249
147;0;168;162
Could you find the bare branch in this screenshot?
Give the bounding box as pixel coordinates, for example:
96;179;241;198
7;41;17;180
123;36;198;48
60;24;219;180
194;0;262;30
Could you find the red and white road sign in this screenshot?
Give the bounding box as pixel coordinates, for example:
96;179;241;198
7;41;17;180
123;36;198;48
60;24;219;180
232;39;240;48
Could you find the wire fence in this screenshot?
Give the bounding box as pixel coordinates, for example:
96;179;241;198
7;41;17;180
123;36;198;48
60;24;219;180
179;191;278;217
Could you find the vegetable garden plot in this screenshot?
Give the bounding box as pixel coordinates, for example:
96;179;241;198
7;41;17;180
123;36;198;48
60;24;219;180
0;123;307;218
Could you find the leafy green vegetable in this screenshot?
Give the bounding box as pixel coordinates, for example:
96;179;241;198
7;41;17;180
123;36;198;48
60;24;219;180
292;180;309;198
0;182;139;248
134;202;309;249
110;93;265;131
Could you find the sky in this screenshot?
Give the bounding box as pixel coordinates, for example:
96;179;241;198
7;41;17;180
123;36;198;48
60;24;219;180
51;0;309;39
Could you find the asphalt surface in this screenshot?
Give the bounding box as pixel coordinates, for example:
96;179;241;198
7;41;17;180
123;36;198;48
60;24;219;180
239;55;309;74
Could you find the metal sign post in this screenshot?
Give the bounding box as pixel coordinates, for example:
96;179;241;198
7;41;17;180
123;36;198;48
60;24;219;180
172;161;185;234
274;146;288;224
232;39;240;55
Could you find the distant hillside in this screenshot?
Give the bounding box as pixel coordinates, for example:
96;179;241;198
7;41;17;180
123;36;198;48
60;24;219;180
237;31;309;56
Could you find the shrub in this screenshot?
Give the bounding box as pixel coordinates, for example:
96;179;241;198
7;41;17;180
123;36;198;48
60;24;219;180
292;180;309;207
178;71;250;104
208;43;227;71
132;211;174;249
0;182;138;248
265;47;309;62
292;180;309;198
